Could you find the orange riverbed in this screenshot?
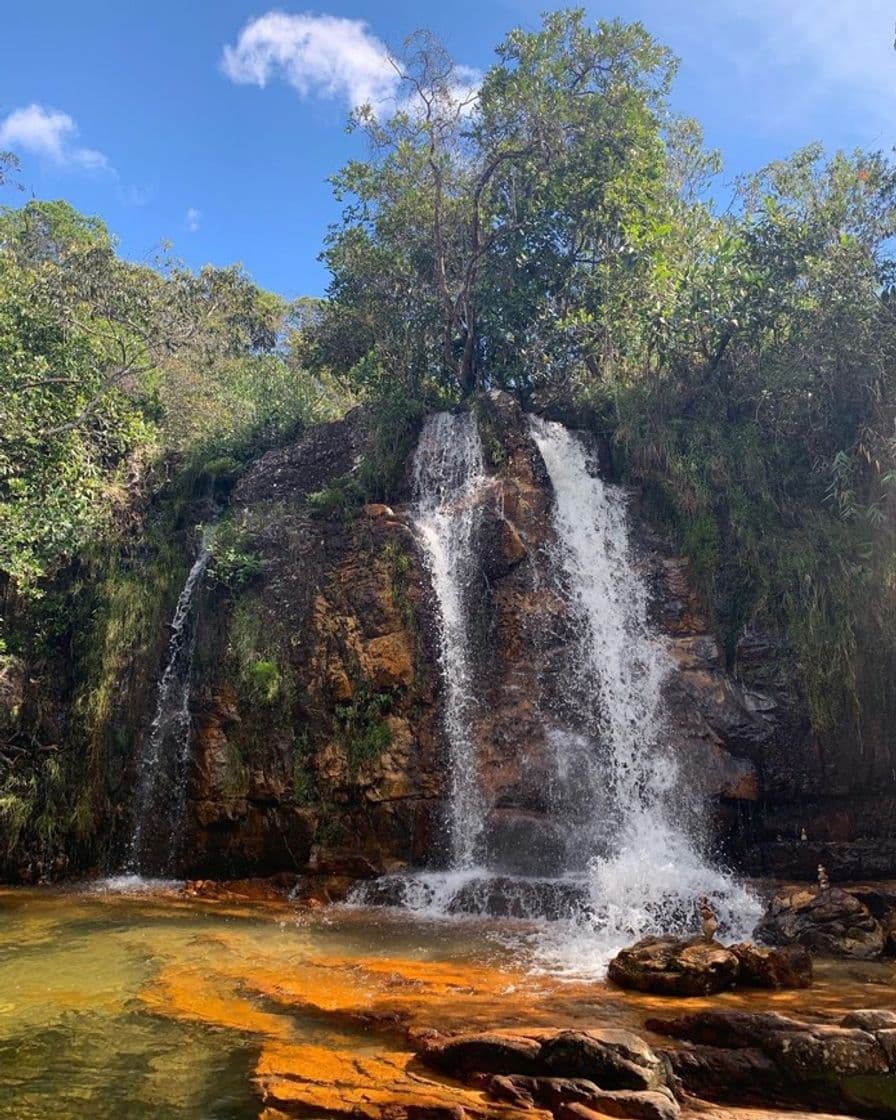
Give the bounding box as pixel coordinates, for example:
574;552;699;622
0;885;892;1119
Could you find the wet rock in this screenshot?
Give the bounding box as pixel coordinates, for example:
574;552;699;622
417;1029;667;1098
446;875;587;920
182;874;299;901
480;810;569;877
539;1029;667;1092
841;1009;896;1031
308;849;383;879
359;873;589;920
647;1009;896;1117
729;941;812;988
646;1010;807;1049
419;1032;543;1077
557;1091;679;1120
657;1045;786;1108
292;873;356;904
607;936;740;996
755;885;885;959
743;839;896;882
844;882;896;919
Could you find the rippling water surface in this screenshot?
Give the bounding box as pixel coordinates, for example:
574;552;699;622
3;884;896;1119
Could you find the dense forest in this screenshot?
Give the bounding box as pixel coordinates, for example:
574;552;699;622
1;9;895;871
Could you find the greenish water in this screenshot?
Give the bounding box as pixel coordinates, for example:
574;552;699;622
0;884;519;1119
0;888;263;1119
4;883;895;1120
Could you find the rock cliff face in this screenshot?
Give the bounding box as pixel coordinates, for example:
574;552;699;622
3;395;893;885
174;395;787;878
181;409;444;876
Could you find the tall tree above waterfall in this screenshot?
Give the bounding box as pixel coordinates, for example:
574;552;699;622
311;10;689;399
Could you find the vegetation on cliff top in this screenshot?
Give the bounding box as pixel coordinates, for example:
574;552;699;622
306;10;896;735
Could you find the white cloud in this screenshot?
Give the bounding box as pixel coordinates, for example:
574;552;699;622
0;103;109;171
222;12;398;112
184;206;201;232
221;11;481;116
735;0;894;98
688;0;896;139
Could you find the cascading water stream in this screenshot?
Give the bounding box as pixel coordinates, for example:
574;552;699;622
351;408;759;975
126;532;212;876
411;412;488;868
528;416;760;970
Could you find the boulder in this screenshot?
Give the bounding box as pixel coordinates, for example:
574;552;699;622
841;1010;896;1031
418;1032;542;1078
654;1045;783;1107
557;1091;679;1120
729;941;813;988
481;1077;679;1120
755;885;885;959
647;1008;896;1117
416;1029;668;1096
539;1029;666;1091
607;936;740;996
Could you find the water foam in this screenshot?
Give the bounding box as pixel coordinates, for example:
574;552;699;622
412;413;489;868
352;410;760;978
529;416;760;973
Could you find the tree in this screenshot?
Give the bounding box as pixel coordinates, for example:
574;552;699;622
313;10;685;401
0;200;333;600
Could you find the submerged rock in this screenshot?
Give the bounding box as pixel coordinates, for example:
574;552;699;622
755;885;885;959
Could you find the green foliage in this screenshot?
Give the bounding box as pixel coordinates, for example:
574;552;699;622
0;198;348;629
309;388;427;515
605;144;896;729
244;659;282;703
292;730;316;805
310;10;684;400
207;518;263;591
308;475;365;520
0;785;34;856
227;597;290;708
310;11;896;737
335;688;394;771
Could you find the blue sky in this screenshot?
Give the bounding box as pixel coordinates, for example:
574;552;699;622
2;1;894;299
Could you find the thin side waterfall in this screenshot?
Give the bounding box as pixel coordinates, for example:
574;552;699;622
529;417;760;970
126;534;211;876
412;412;488;868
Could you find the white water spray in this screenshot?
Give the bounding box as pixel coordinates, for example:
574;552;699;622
529;417;760;971
412;412;488;868
128;534;211;875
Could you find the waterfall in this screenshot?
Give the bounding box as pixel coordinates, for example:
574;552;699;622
351;407;759;975
411;412;488;867
529;416;760;971
127;534;211;876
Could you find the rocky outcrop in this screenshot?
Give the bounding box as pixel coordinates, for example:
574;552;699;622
416;1028;678;1120
755;885;885;959
419;1029;669;1093
728;941;813;988
647;1008;896;1117
181;410;447;876
608;937;740;996
606;936;811;996
175;396;799;878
